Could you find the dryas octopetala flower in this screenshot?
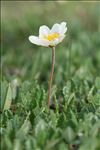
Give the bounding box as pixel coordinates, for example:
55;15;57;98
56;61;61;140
29;22;67;47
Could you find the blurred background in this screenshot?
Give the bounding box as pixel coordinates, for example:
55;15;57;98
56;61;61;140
1;1;100;88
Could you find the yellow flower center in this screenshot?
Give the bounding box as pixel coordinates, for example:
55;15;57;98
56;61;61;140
44;33;59;41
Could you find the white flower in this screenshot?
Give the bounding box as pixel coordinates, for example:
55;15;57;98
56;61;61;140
29;22;67;47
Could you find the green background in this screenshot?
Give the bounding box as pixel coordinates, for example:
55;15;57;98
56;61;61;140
1;1;100;150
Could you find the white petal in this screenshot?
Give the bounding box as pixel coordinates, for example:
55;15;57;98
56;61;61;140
60;27;67;34
51;23;60;33
59;35;66;42
50;35;65;46
61;22;67;28
49;39;60;46
29;35;49;47
39;25;50;37
29;36;41;45
60;22;67;34
49;33;66;46
40;39;50;47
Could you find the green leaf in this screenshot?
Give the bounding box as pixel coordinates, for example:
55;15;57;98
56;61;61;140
95;77;100;89
1;80;8;111
34;118;47;146
62;127;75;143
3;83;12;111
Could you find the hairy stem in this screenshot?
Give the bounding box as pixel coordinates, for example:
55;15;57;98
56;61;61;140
47;46;55;108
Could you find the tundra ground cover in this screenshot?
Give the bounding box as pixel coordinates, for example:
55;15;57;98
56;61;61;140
1;1;100;150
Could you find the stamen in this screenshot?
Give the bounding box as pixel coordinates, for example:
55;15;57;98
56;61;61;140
44;33;59;41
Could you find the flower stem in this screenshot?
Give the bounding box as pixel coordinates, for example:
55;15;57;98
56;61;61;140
48;46;55;108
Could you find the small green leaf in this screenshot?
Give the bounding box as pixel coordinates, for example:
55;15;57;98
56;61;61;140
95;77;100;89
1;81;8;111
3;84;12;111
63;127;75;143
